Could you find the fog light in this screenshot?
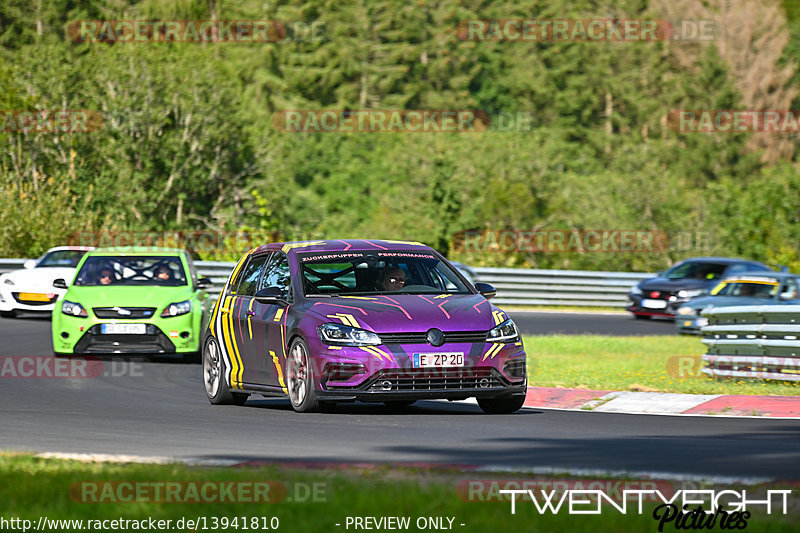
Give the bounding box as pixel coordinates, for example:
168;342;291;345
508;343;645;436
61;332;69;339
321;362;366;385
180;331;190;339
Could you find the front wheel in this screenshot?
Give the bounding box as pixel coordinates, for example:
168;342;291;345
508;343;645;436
203;337;248;405
287;338;320;412
477;395;526;414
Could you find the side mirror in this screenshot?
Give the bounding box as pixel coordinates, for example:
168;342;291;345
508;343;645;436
255;286;287;305
196;277;213;289
656;271;664;277
23;259;35;269
53;278;68;289
474;282;496;300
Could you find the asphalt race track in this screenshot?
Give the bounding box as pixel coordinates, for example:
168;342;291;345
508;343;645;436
1;314;798;481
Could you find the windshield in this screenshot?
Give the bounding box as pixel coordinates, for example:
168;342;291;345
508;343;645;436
298;251;471;296
713;280;779;298
664;261;728;280
38;250;88;268
75;256;187;287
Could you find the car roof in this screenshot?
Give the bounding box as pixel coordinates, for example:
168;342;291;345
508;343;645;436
43;246;95;252
721;271;797;282
251;239;433;256
85;246;186;256
674;257;766;265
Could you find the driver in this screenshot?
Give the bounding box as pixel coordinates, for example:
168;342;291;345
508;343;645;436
379;267;406;292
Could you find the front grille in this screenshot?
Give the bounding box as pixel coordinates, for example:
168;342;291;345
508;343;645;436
362;367;507;392
378;331;487;344
93;307;156;319
74;324;175;354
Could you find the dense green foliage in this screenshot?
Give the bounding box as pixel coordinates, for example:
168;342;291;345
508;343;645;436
1;0;799;270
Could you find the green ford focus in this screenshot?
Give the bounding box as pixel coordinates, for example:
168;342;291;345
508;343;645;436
51;247;213;357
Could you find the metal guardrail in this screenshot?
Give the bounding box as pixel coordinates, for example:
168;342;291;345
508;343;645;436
701;305;800;382
472;266;651;307
0;259;652;307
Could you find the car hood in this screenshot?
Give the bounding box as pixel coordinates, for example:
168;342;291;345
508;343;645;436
1;267;77;287
64;285;194;310
304;293;499;333
683;295;776;310
638;277;714;292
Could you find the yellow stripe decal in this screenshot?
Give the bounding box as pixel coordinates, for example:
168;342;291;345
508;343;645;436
247;298;255;339
271;350;288;394
220;297;237;387
360;346;384;362
327;313;360;328
281;241;326;253
482;343;503;361
274;308;284;323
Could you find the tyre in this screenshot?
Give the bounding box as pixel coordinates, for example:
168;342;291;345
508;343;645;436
0;310;16;319
286;337;319;413
477;395;526;414
203;337;248;406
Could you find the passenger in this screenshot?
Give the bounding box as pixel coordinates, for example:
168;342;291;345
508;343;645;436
379;267;406;292
97;268;114;285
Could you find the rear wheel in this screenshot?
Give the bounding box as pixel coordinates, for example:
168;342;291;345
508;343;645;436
287;338;319;413
477;395;526;414
203;337;248;405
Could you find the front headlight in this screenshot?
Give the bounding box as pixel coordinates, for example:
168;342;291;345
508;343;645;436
678;289;704;298
676;306;697;316
488;318;520;343
161;300;191;317
630;285;642;296
318;323;381;346
62;300;88;318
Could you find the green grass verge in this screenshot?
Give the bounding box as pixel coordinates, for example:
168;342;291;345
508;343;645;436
524;335;800;395
0;454;795;533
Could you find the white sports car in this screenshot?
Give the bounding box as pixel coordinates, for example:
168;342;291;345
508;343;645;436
0;246;94;317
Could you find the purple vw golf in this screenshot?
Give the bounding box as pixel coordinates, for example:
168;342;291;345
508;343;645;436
202;239;527;413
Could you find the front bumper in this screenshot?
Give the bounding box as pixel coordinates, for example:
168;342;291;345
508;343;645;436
308;340;527;402
0;286;59;313
53;313;200;354
675;316;707;335
318;366;527;402
627;295;692;317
